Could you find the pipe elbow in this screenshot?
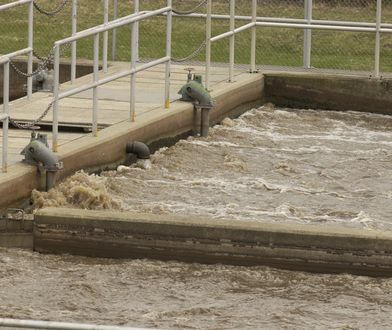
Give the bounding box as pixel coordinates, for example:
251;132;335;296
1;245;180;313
27;140;62;171
126;141;150;159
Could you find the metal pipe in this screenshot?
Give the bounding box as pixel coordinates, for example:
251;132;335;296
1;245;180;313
0;318;147;330
2;61;9;172
134;0;140;62
92;33;99;136
0;48;32;63
58;57;170;100
229;0;235;82
126;141;150;159
56;7;171;46
200;108;210;137
130;20;137;121
71;0;77;83
375;0;382;78
164;0;172;109
27;0;33;100
0;0;31;11
52;45;60;152
205;0;212;90
250;0;256;72
103;0;109;73
112;0;118;61
303;0;312;68
211;22;255;42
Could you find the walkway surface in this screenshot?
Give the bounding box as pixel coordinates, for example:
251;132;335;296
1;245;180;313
1;62;242;166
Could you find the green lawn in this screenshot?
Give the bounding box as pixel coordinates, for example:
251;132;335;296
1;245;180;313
1;0;392;72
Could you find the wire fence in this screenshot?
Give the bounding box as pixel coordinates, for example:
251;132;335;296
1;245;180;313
1;0;392;74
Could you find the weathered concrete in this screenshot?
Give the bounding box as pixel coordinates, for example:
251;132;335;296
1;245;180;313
0;218;33;248
35;208;392;276
264;72;392;114
0;72;264;209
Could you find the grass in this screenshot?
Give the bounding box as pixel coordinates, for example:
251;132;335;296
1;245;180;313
1;0;392;72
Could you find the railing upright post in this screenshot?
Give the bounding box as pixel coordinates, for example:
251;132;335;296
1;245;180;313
164;0;172;108
303;0;312;68
52;44;60;152
103;0;109;73
205;0;212;90
112;0;118;61
71;0;78;83
135;0;140;61
93;33;100;136
27;0;33;99
375;0;382;78
229;0;235;82
130;22;138;121
3;61;9;172
250;0;257;72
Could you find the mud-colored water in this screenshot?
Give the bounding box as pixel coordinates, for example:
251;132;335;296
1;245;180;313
8;104;391;329
33;104;392;230
1;247;392;329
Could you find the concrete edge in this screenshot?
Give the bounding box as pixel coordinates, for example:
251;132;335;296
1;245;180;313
34;208;392;276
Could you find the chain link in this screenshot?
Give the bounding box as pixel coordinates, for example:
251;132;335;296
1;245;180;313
10;42;72;78
172;0;207;15
172;41;206;63
33;0;69;16
9;100;54;130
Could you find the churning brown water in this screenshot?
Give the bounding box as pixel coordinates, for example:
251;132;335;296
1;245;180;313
6;104;392;329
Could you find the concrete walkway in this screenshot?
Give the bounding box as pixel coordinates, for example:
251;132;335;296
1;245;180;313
1;62;242;165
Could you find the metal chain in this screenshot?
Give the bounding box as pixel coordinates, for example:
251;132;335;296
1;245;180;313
172;0;207;15
10;42;71;78
9;100;54;130
172;41;206;62
33;0;69;16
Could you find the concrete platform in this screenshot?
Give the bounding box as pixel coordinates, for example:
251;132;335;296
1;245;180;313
34;207;392;277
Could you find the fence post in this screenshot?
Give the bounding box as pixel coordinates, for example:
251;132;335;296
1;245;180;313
52;44;60;152
92;33;99;136
134;0;140;61
303;0;312;68
2;61;9;172
205;0;212;90
374;0;382;78
71;0;77;84
27;0;33;100
112;0;118;61
229;0;235;82
103;0;109;73
250;0;257;72
165;0;172;109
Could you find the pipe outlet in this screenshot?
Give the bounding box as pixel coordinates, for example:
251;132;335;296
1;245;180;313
126;141;150;159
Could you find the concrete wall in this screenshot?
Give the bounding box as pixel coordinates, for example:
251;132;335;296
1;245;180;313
35;208;392;276
264;73;392;114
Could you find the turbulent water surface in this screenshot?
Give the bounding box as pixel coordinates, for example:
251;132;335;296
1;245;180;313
5;104;392;329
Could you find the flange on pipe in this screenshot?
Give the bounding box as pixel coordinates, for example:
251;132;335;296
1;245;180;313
21;132;63;191
178;68;214;137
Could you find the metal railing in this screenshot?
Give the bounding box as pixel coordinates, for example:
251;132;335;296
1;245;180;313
51;3;172;152
0;317;152;330
205;0;389;89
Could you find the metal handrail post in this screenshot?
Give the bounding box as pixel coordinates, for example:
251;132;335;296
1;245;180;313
27;0;33;99
229;0;235;82
112;0;118;61
303;0;312;68
205;0;212;90
250;0;257;72
135;0;140;61
2;61;10;172
164;0;172;109
130;20;137;121
71;0;77;83
92;33;99;136
375;0;382;78
103;0;109;73
52;45;60;152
